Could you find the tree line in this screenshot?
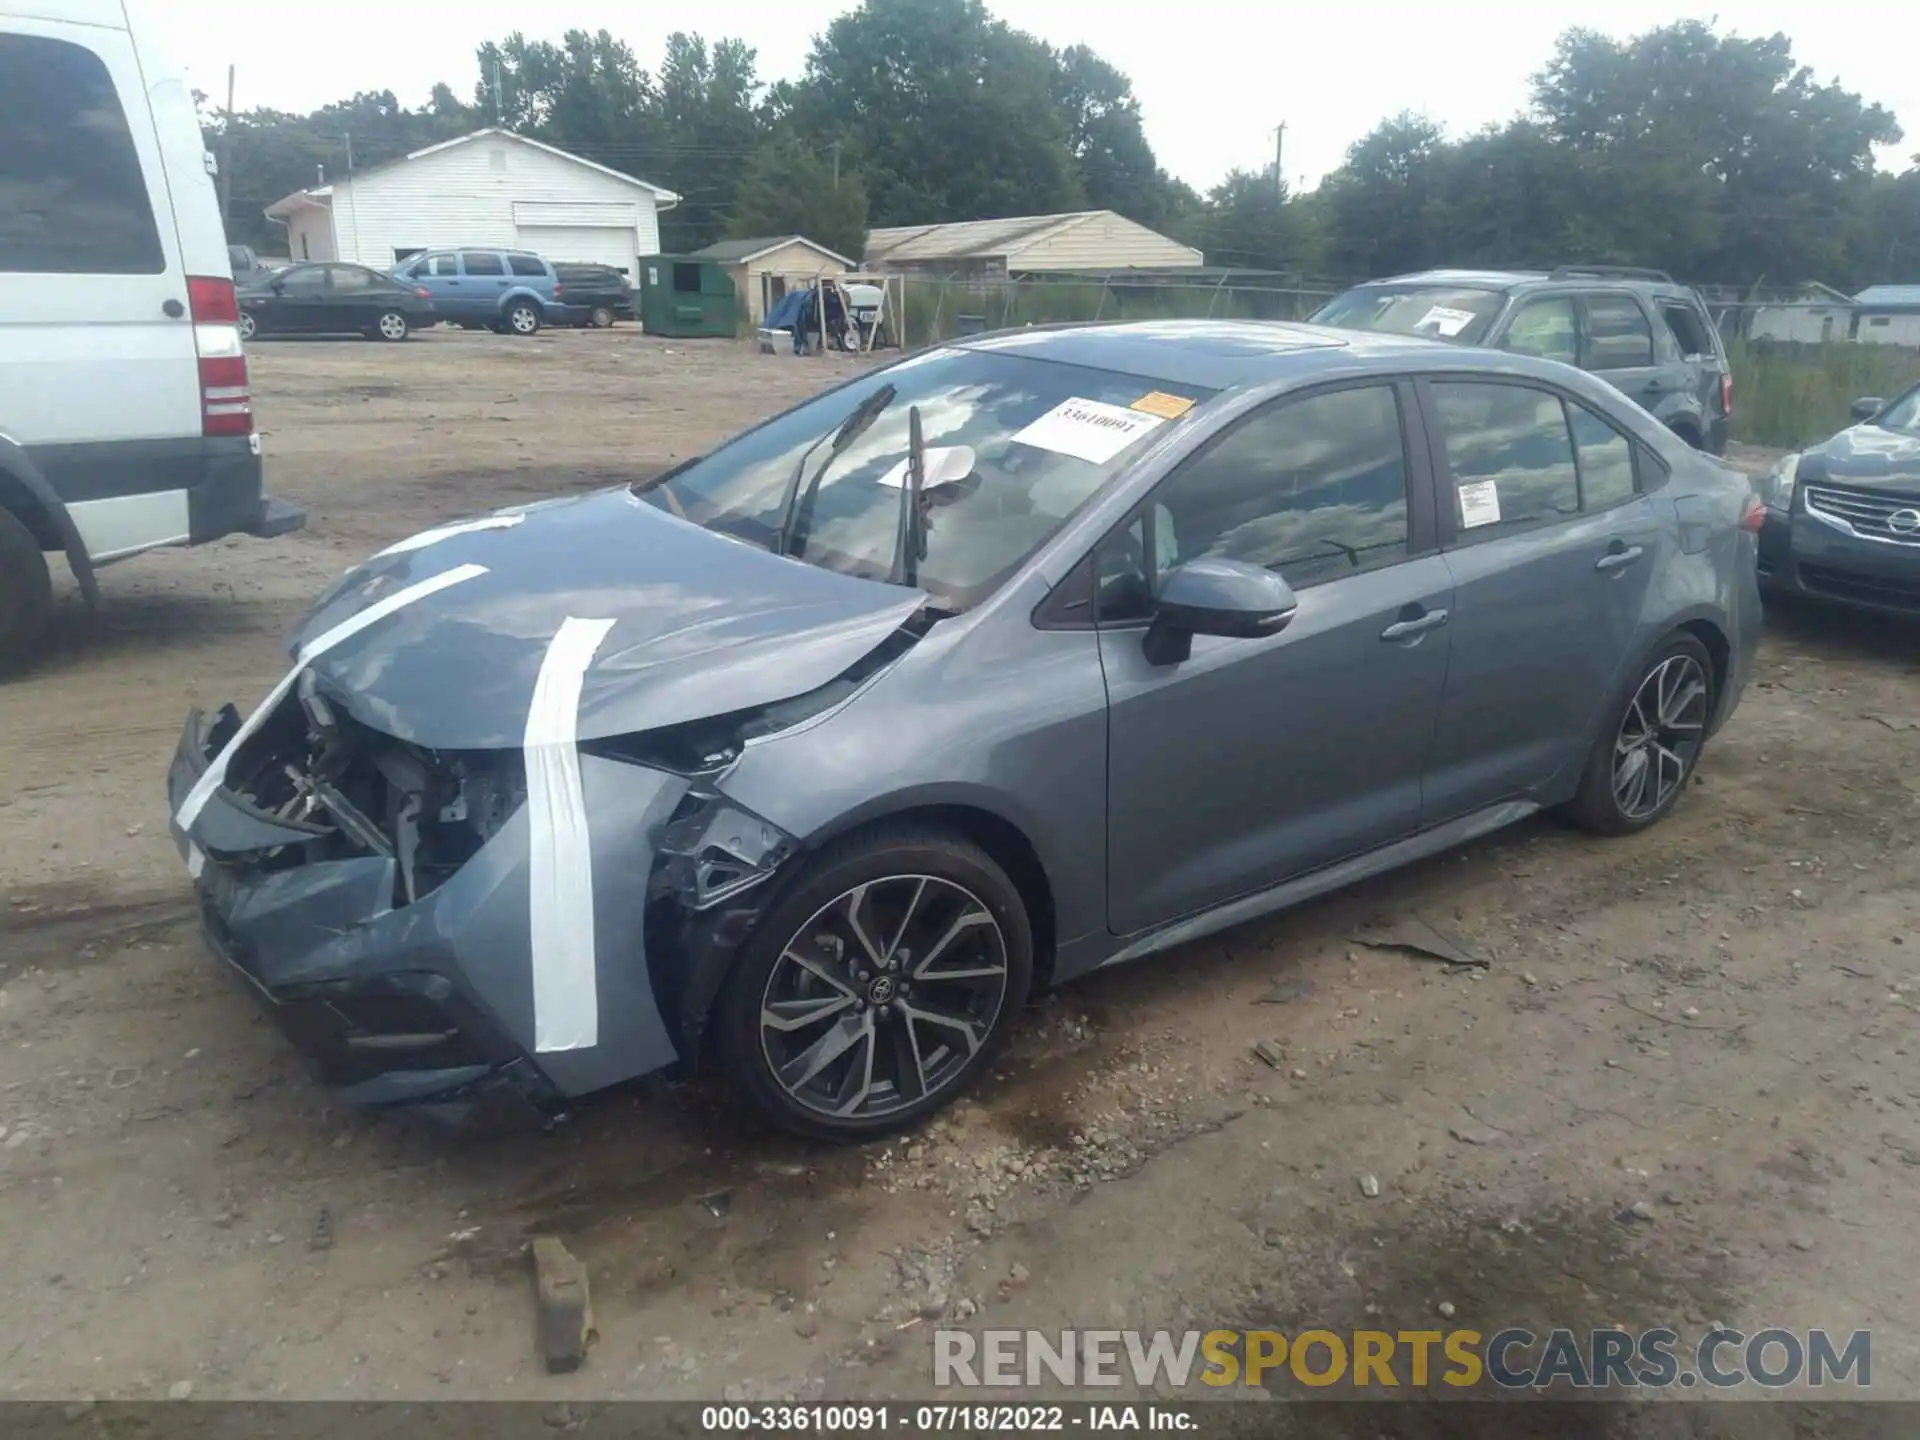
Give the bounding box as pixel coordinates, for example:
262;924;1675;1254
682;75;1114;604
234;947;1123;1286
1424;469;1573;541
207;0;1917;290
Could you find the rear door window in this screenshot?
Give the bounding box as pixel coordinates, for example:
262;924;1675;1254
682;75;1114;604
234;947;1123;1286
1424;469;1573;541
460;252;506;276
1567;404;1638;511
507;254;547;277
1429;381;1580;540
0;34;164;275
1581;295;1655;369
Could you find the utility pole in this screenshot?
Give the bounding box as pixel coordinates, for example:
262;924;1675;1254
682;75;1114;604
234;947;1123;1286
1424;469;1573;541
218;64;235;224
493;56;504;125
1273;122;1287;200
831;141;842;189
344;133;362;262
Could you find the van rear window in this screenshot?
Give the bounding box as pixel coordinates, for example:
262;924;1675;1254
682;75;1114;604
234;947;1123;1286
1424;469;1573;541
0;35;164;276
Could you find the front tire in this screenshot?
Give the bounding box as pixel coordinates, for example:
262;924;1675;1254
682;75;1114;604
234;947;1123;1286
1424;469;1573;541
505;302;541;336
374;310;410;342
0;507;52;674
1564;632;1715;835
238;311;257;342
716;826;1033;1141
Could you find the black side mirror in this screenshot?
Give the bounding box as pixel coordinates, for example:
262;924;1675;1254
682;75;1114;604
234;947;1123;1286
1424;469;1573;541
1850;396;1884;423
1142;557;1298;666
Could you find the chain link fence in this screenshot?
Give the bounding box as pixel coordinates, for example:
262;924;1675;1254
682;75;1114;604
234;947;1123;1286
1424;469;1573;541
898;274;1342;348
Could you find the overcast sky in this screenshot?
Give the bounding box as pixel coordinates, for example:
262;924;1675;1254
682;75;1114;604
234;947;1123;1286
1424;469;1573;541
154;0;1914;194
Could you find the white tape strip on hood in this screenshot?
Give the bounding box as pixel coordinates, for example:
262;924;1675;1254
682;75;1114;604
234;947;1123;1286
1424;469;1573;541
175;563;491;860
374;513;525;558
524;615;618;1054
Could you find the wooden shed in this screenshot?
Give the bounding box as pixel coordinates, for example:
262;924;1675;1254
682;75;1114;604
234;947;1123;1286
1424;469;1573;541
686;236;855;324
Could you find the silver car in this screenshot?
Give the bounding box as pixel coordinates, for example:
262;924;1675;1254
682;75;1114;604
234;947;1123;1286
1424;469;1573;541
167;321;1764;1139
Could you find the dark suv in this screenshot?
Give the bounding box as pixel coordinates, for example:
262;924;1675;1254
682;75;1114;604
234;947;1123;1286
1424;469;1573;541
1313;267;1733;455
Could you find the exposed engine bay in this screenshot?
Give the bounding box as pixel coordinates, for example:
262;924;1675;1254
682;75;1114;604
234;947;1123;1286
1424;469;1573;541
205;671;528;909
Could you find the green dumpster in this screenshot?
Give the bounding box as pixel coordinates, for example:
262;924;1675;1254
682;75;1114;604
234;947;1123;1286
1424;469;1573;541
637;256;739;338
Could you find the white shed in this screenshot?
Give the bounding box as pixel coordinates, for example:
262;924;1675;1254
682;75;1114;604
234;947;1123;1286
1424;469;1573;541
1745;282;1856;344
864;210;1203;279
1853;286;1920;348
265;129;678;278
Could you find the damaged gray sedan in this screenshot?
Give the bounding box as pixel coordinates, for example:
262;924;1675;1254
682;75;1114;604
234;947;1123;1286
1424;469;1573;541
168;320;1761;1139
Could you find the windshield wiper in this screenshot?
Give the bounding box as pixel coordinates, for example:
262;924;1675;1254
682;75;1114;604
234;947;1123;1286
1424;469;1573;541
772;383;896;558
888;405;929;588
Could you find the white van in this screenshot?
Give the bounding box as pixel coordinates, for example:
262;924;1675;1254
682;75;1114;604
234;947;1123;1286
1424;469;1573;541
0;0;303;668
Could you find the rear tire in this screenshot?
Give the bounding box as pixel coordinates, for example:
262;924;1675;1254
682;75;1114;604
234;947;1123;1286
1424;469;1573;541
505;302;541;336
716;826;1033;1141
1563;632;1716;836
0;507;52;674
588;305;614;329
374;310;410;342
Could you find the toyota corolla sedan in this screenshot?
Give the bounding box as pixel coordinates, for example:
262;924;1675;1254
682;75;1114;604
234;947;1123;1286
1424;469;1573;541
167;320;1762;1139
1753;383;1920;616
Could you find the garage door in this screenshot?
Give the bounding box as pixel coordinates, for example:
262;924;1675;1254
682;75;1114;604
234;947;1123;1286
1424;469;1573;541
515;227;638;276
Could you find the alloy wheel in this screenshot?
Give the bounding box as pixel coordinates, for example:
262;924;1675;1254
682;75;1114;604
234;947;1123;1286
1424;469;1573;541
378;312;409;341
238;312;256;342
1613;654;1708;820
509;306;538;334
758;875;1010;1121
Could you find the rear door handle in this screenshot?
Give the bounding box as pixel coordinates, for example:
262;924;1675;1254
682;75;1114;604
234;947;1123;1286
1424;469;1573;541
1595;545;1645;572
1380;608;1448;641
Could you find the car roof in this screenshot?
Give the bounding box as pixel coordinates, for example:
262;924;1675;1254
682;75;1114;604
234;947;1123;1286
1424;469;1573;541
1363;268;1702;301
950;319;1455;391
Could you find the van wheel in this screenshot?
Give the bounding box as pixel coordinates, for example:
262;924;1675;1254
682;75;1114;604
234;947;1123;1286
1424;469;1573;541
505;302;541;336
374;311;411;342
588;305;615;329
0;508;52;674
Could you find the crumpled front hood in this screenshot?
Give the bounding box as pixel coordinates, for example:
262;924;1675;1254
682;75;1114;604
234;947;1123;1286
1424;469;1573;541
1801;423;1920;489
289;489;925;750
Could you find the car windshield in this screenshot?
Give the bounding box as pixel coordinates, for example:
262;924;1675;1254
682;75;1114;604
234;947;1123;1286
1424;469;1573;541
633;347;1215;612
1873;386;1920;432
1311;286;1507;345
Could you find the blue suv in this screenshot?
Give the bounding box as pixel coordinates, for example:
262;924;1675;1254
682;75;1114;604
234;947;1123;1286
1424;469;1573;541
392;249;563;336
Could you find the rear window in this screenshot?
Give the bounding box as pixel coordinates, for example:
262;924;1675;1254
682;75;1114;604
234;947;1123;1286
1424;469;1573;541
1658;300;1717;360
507;254;546;277
0;34;164;275
1311;286;1506;345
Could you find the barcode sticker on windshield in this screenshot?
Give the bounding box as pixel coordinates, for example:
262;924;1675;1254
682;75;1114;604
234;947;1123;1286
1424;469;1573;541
1414;306;1478;337
1458;480;1502;529
1011;398;1166;465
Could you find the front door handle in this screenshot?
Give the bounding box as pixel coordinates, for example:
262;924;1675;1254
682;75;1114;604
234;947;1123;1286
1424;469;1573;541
1380;608;1448;641
1595;545;1645;572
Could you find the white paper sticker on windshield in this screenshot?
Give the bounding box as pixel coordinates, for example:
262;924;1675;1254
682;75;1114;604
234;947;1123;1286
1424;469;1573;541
1458;479;1502;529
1414;305;1478;338
1010;397;1166;465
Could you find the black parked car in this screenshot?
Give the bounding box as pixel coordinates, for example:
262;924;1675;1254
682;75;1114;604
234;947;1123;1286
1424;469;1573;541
552;262;633;328
237;263;436;343
1313;266;1734;456
1754;384;1920;616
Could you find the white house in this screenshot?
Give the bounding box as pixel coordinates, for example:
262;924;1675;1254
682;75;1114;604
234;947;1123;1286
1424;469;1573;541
265;128;679;277
1852;285;1920;348
1745;282;1856;344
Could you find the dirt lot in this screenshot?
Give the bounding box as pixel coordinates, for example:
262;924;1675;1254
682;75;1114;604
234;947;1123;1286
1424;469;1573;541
1;329;1918;1415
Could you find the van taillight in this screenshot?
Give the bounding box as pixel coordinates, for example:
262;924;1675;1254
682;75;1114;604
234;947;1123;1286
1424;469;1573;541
187;275;251;438
1721;373;1733;418
553;283;565;298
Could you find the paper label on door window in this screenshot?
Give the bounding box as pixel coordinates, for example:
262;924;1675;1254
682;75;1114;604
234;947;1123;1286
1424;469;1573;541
1011;397;1166;465
1458;479;1502;528
1414;305;1477;337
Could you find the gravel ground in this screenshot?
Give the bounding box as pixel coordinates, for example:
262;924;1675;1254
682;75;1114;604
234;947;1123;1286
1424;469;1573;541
0;330;1916;1418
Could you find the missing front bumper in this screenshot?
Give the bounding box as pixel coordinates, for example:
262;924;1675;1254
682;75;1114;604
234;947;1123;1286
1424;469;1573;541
167;691;798;1126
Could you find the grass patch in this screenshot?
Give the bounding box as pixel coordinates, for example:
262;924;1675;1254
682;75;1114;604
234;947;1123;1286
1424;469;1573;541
1724;338;1920;449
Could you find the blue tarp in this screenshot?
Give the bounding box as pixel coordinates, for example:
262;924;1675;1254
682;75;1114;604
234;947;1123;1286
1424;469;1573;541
762;284;852;353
